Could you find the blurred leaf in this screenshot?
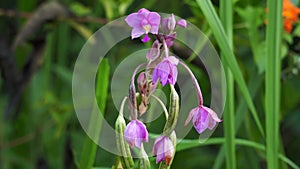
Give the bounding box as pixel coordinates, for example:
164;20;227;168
100;0;116;20
78;58;110;169
70;2;91;16
236;6;265;73
68;21;95;42
293;23;300;37
118;0;134;15
51;64;72;85
176;138;300;169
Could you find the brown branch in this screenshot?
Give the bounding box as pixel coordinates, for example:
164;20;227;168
0;120;53;150
0;8;108;24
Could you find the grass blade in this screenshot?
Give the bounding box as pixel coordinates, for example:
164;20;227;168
220;0;236;169
213;72;263;169
176;138;300;169
195;0;264;137
78;59;110;169
265;0;282;169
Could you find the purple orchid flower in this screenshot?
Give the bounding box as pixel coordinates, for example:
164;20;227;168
185;105;222;134
125;8;161;42
152;56;179;86
124;119;148;148
152;135;174;165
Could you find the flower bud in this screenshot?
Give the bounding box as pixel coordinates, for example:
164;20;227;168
138;144;151;169
176;19;187;28
115;114;134;168
115;98;134;168
163;85;179;135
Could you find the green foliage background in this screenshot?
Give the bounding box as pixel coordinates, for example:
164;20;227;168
0;0;300;169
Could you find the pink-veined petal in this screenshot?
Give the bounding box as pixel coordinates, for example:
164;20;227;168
125;13;143;27
184;107;198;126
202;106;222;122
167;56;179;65
131;27;145;39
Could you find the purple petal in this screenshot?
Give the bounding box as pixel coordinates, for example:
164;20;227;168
193;108;209;134
152;135;165;155
165;34;176;47
168;63;178;85
124;121;137;147
154;62;170;86
208;117;217;130
176;19;187;28
148;12;161;34
141;34;150;42
185;107;198;126
131;27;145;39
202;106;222;122
152;68;159;84
166;56;179;65
161;18;169;33
136;120;149;142
138;8;150;16
168;14;176;31
153;136;174;165
125;13;143;27
124;120;148;149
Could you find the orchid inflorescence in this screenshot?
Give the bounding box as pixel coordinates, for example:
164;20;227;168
115;8;222;168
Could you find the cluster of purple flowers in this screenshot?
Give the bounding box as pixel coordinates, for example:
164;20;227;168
120;8;222;166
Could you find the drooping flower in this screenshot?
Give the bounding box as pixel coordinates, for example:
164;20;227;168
124;119;148;148
125;8;161;42
185;105;222;134
152;135;174;165
152;56;179;86
282;0;300;33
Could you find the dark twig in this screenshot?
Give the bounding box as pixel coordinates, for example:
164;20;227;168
0;8;108;24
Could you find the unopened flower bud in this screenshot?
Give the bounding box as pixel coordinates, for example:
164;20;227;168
176;19;187;28
163;85;179;135
115;98;134;168
138;144;151;169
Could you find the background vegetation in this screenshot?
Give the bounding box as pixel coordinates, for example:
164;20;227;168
0;0;300;168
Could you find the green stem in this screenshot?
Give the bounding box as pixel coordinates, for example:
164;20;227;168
151;95;169;120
